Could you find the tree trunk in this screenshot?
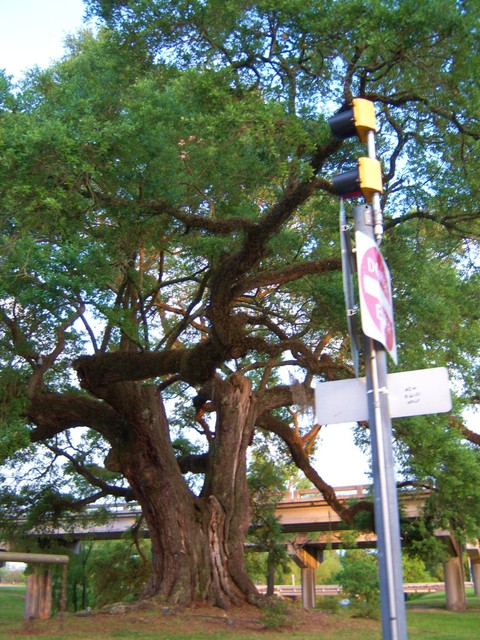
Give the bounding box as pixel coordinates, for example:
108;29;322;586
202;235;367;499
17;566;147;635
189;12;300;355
266;553;276;597
201;373;259;606
102;377;258;608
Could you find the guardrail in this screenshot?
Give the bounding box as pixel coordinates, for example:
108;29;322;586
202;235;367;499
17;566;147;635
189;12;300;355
82;485;373;513
64;484;427;516
256;582;474;597
285;485;431;502
285;485;369;501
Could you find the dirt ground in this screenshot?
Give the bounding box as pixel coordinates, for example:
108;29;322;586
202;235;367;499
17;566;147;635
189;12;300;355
7;600;381;639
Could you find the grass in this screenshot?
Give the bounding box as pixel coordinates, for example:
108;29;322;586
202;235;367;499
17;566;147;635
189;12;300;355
406;587;480;609
407;609;480;640
0;585;26;621
0;587;479;639
406;588;480;640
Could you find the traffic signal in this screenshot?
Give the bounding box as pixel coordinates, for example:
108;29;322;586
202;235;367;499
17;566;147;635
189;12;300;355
329;98;382;203
328;98;377;143
332;157;383;202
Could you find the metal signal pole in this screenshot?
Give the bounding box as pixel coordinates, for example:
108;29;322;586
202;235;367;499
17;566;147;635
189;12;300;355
354;199;407;640
329;100;408;639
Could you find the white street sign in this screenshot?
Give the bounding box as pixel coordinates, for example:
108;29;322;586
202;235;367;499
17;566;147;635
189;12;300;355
356;230;397;363
315;367;452;424
387;367;452;417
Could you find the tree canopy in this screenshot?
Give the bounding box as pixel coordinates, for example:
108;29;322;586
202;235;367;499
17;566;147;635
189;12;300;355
0;0;479;607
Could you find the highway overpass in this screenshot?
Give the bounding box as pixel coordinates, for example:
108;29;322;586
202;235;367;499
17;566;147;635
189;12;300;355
5;484;479;611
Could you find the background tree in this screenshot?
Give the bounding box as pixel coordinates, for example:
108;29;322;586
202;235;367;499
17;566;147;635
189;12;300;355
0;0;479;608
87;538;151;608
247;436;293;595
334;545;380;618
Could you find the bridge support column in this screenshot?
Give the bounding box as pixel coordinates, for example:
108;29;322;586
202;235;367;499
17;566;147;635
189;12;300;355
288;543;323;609
301;567;316;609
442;536;466;611
466;543;480;597
471;561;480;597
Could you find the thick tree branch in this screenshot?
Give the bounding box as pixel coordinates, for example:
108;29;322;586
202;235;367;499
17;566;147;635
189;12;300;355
94;192;258;234
234;257;341;296
26;392;129;444
207;175;336;356
48;490;118;514
74;338;224;388
177;452;209;474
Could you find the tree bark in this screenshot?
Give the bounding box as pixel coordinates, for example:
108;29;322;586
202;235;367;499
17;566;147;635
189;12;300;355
201;374;259;605
75;376;259;607
266;553;276;597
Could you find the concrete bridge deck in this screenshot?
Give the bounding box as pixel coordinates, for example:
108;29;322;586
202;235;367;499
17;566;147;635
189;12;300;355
30;484;427;540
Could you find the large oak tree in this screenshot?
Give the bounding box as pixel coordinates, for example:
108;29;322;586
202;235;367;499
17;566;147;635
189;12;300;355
0;0;479;607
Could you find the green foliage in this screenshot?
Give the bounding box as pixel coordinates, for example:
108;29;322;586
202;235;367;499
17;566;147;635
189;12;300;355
395;416;480;544
258;596;293;630
0;567;26;585
401;554;435;584
316;550;342;585
400;517;447;578
334;539;380;618
53;543;94;613
335;549;379;603
0;370;29;464
316;595;341;613
87;539;151;607
247;438;292;587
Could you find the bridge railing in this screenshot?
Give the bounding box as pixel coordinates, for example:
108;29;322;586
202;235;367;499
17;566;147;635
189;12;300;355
285;485;370;501
283;484;431;503
257;582;474;598
81;483;426;513
78;486;372;515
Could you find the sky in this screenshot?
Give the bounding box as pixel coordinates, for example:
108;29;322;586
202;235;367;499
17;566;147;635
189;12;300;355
0;0;402;489
0;0;90;81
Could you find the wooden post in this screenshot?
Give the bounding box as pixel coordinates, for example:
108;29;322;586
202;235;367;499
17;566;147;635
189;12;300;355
38;568;53;620
0;551;69;621
24;567;53;620
60;563;68;627
25;569;40;620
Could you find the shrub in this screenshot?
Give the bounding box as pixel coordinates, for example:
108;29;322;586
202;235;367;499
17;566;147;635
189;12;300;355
316;595;340;613
402;554;435;583
259;597;293;629
334;549;380;618
88;539;151;607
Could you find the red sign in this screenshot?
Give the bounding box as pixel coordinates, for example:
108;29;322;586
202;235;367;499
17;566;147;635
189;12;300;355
356;231;397;363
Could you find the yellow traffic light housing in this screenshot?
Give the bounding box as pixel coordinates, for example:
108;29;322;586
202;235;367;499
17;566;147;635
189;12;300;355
328;98;377;143
332;157;383;202
352;99;377;143
358;157;383;201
